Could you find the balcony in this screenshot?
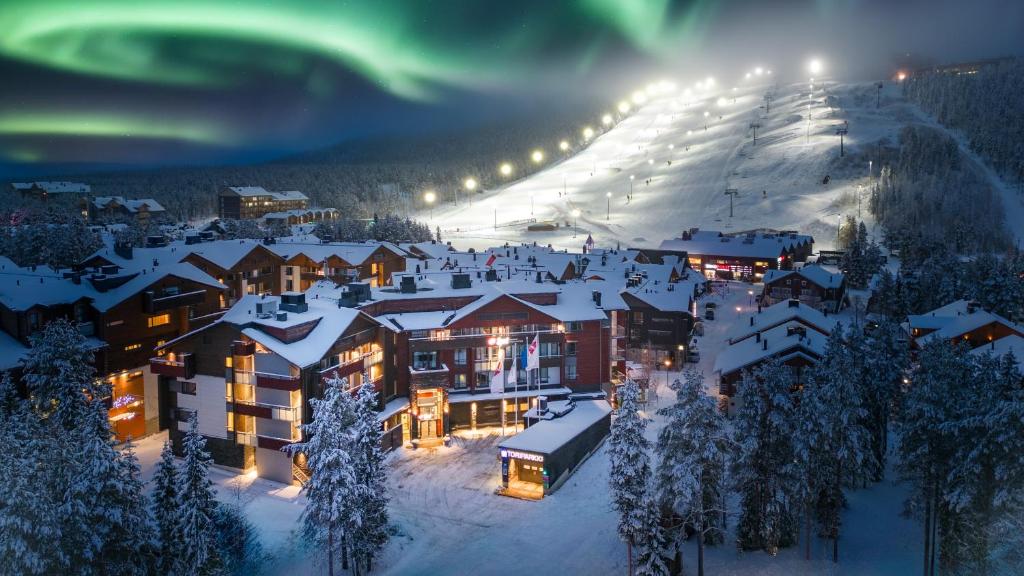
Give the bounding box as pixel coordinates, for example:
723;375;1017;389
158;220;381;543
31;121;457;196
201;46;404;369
143;289;207;313
232;398;301;422
255;371;301;391
409;363;449;389
150;353;196;379
236;429;301;450
319;348;384;379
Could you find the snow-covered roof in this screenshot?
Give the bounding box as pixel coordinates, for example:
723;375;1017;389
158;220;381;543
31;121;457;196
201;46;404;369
447;387;574;404
263;208;337;219
714;319;829;377
497;399;611;455
0;329;29;370
226;295;365;368
915;309;1024;347
970;334;1024;374
377;396;410;422
727;299;837;344
659;229;812;259
267;241;402;266
907;299;972;331
223;187;308;202
92;196;166;213
400;241;456;260
11;181;90;194
763;264;844;289
186;240;275;270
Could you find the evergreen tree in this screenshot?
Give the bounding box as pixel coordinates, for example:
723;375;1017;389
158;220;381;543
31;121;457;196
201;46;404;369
609;378;653;571
287;376;358;576
795;327;875;563
178;414;221;575
213;503;266;576
732;358;800;554
634;494;670;576
655;371;730;576
348;380;391;575
21;318;105;431
152;440;184;576
0;376;60;576
100;437;157;575
862;319;908;480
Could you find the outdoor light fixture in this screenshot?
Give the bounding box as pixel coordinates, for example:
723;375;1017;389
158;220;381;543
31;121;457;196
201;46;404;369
809;59;823;75
559;140;569;151
464;177;477;191
499;163;513;176
602;114;613;125
531;149;544;163
582;127;594;139
618;101;630;113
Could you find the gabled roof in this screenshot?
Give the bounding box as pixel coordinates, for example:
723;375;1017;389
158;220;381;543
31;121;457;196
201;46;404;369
185;240;280;270
763;264;844;289
907;299;972;331
727;299;837;344
93;196;166;213
915;309;1024;347
713;320;828;377
267;241;404;266
970;334;1024;374
11;181;90;194
660;229;812;259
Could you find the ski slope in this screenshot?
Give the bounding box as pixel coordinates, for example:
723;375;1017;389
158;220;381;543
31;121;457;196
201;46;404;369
428;77;905;251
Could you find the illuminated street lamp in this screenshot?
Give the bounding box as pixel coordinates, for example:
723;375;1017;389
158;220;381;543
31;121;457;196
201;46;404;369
631;91;647;105
808;58;823;75
602;113;613;125
572;208;581;238
499;163;513;177
755;67;764;76
618;100;631;113
423;190;436;219
629;174;635;197
464;177;477;191
559;140;570;152
606;191;612;220
531;149;544;164
717;97;727;107
703;110;710;131
582;126;594;140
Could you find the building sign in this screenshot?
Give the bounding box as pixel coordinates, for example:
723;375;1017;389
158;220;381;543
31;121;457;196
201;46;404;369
499;449;544;463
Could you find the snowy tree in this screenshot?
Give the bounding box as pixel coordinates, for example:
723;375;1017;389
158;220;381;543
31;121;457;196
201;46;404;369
634;494;670;576
862;319;909;479
152;440;184;576
0;375;60;576
731;358;801;554
100;437;157;575
213;503;266;576
795;327;875;563
897;340;972;576
348;380;391;575
21;318;106;431
655;371;730;576
178;414;221;575
609;378;654;572
286;375;358;576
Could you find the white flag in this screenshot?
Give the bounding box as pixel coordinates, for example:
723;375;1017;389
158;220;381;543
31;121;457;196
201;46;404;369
508;354;518;389
526;333;540;371
489;346;505;394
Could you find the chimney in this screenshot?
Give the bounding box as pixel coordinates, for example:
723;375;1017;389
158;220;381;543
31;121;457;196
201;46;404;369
756;332;761;343
750;316;754;326
763;338;768;350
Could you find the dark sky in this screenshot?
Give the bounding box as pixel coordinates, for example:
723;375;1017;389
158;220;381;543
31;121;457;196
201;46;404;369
0;0;1020;174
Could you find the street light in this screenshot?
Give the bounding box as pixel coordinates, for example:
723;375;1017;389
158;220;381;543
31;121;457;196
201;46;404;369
582;127;594;140
704;110;710;131
531;149;544;164
423;190;436;219
499;163;513;177
559;140;570;152
602;114;613;126
464;177;477;191
606;191;612;220
618;101;631;113
808;58;823;75
572;208;580;238
529;192;534;215
755;67;763;76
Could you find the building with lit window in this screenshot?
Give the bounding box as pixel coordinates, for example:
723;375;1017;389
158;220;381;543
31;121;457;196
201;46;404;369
152;291;397;484
660;228;813;280
218;186;309;220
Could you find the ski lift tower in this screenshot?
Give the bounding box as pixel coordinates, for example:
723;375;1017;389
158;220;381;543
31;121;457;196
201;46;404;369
749;121;762;146
835;121;849;157
724;188;739;218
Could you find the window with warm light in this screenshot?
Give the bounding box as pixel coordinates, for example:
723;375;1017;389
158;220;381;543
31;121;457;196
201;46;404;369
148;313;171;328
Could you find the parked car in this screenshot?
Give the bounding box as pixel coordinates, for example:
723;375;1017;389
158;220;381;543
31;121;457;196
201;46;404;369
693;322;704;337
704;308;715;321
705;301;718;309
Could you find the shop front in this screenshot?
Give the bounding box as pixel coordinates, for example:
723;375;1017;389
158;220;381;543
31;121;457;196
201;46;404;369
106;370;146;441
499;448;547;500
411;387;448;444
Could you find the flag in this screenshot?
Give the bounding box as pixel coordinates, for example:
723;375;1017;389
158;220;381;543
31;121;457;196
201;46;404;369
485;253;497;268
526;333;540;371
508;355;518;389
489;346;505;394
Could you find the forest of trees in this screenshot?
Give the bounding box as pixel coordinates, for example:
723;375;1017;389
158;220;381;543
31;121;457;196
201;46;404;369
903;59;1024;186
1;101;606;221
869;124;1011;255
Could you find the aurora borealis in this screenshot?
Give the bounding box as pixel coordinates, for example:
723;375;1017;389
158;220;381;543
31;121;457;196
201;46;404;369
0;0;1020;170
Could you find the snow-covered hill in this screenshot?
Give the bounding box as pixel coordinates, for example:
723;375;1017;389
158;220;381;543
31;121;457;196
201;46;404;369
426;78;911;251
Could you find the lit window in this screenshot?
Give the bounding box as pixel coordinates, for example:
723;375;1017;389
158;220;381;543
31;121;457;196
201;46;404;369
124;343;142;352
147;314;171;328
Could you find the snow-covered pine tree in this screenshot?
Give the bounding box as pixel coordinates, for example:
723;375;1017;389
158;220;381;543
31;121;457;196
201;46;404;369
897;339;972;576
862;318;908;480
179;414;221;575
21;318;106;431
100;436;157;575
151;440;184;576
655;370;730;576
732;357;801;554
609;378;653;572
634;493;670;576
795;327;875;563
0;375;61;576
348;379;390;575
286;375;357;576
213;502;265;576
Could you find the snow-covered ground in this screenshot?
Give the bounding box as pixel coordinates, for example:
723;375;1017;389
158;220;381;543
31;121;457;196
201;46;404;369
129;281;921;575
426;76;1021;252
428;78;902;252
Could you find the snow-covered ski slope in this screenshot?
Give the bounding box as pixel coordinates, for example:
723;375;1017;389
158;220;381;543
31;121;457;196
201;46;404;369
427;78;905;251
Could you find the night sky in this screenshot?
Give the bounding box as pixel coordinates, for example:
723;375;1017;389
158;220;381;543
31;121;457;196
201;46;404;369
0;0;1020;172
